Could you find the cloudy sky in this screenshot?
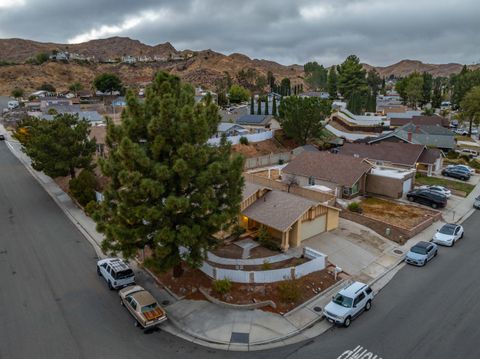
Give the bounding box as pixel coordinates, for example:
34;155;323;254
0;0;479;66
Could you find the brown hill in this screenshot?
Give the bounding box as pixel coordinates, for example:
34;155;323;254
363;59;480;78
0;37;176;63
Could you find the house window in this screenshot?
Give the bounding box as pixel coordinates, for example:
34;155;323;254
308;176;315;185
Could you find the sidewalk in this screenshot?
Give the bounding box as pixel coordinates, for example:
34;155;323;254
3;122;479;351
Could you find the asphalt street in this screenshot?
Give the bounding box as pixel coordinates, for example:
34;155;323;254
1;139;480;359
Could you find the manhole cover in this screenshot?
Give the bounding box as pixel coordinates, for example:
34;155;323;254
393;249;403;255
162;300;170;306
313;306;322;312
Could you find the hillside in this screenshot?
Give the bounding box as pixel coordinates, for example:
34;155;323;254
0;37;478;95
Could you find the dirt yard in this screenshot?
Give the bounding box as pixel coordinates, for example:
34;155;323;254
360;197;436;229
231;138;288;158
149;262;341;314
211;243;279;259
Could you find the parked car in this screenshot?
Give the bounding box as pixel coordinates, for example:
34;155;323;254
418;185;451;198
455;148;478;159
406;189;447;209
7;100;19;109
0;134;5;141
323;281;374;328
119;285;167;330
442;167;471;181
433;223;464;246
455;128;469;136
405;241;438;266
97;258;135;290
474;196;480;210
447;164;475;175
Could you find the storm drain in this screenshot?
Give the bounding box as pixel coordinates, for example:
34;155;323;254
393;249;403;255
230;332;249;344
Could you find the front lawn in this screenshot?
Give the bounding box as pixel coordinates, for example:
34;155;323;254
415;174;475;195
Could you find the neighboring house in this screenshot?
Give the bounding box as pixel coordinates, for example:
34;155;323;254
282;151;373;198
112;97;127;107
38;110;104;125
336;142;443;176
368;123;456;151
240;182;340;251
386;110;422;120
292;144;320;156
215;123;249;137
389;115;449;128
89;125;107;157
122;55;137;64
236;114;280;132
299;91;330;99
194;88;218;104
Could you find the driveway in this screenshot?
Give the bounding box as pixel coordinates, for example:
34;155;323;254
299;219;401;282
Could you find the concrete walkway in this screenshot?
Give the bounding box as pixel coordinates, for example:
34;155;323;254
3;122;479;351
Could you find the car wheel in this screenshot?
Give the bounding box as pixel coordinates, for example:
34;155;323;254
134;320;139;327
431;203;438;209
421;259;427;266
97;266;101;276
108;281;114;290
407;196;414;202
434;250;438;257
460;232;464;239
365;300;372;311
451;240;455;247
120;299;124;306
344;316;352;328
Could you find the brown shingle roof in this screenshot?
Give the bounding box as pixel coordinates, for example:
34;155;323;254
418;148;442;165
242;182;266;201
283;151;372;187
337;142;426;167
390;116;449;128
242;190;316;232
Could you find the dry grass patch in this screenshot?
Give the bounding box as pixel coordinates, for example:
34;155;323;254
360;197;435;229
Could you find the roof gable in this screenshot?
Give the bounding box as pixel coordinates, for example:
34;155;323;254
283;151;373;187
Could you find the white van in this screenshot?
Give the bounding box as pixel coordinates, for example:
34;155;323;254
455;148;478;158
7;100;19;109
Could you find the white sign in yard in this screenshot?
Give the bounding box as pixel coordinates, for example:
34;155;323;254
337;345;383;359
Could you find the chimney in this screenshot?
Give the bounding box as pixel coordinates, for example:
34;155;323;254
407;131;412;142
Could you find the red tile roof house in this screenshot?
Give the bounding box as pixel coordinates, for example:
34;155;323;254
281;152;373;199
336;142;443;177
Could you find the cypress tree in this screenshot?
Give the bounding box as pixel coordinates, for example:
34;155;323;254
93;71;244;277
257;97;262;115
265;96;269;115
272;96;277;117
250;95;254;115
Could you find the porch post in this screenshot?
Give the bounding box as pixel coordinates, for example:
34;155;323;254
281;231;290;252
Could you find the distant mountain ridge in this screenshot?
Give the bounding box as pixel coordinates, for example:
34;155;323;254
0;37;478;95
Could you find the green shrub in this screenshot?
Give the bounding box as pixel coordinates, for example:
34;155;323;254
212;279;232;295
257;227;280;251
239;136;249;145
278;159;284;165
231;224;246;239
85;200;99;217
446;151;459;159
469;159;480;170
347;202;362;213
69;170;97;206
277;279;300;303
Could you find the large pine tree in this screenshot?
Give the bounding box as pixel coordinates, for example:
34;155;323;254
94;72;244;276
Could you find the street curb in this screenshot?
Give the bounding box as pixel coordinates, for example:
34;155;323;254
5;140;105;259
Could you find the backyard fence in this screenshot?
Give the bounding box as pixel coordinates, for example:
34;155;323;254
244;151;294;170
200;248;327;284
208;130;274;146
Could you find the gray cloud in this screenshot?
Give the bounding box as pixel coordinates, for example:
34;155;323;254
0;0;479;66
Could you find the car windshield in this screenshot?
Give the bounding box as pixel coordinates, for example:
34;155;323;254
114;269;134;280
141;302;158;313
439;225;456;235
410;246;427;255
333;294;353;308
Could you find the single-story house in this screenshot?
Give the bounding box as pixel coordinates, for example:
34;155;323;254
299;91;330;99
38;110;104;125
368;123;456;151
336;142;443;176
281;151;373;198
215;123;249;137
240;182;340;251
389;115;449;128
112;97;127;107
236;114;281;132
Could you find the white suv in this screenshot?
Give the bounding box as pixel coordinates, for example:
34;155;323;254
323;281;374;327
97;258;135;290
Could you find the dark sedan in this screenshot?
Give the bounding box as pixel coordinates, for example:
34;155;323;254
442;167;470;181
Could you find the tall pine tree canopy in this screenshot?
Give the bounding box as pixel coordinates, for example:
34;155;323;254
22;113;95;179
94;72;244;274
337;55;368;100
278;96;331;145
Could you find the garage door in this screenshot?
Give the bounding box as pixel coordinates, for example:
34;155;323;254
402;178;412;196
301;215;327;241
